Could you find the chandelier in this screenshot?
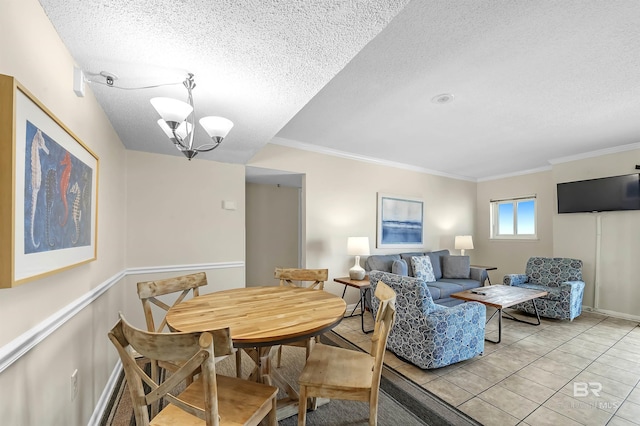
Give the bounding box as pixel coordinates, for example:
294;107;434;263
150;73;233;160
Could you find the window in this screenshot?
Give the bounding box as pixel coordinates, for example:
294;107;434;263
490;196;537;239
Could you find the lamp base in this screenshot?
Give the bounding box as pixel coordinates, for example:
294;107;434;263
349;266;366;280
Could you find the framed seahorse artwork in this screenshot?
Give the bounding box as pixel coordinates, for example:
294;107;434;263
0;74;99;288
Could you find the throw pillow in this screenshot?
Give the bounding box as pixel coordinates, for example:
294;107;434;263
442;256;471;279
391;259;408;276
411;256;436;282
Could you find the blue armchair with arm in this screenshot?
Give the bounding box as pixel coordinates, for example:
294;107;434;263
503;257;585;320
368;270;485;369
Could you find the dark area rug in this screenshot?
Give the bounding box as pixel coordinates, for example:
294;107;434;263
101;332;480;426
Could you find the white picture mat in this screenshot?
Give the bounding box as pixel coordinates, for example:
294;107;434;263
14;89;97;282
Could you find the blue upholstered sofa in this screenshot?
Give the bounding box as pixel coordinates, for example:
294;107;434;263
368;271;485;369
364;250;487;307
504;257;585;320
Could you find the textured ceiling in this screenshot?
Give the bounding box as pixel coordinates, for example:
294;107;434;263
39;0;640;180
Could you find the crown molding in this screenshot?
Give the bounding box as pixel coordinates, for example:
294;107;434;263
549;142;640;165
269;138;476;182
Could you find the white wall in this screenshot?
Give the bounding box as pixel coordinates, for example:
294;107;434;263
248;142;477;304
246;182;300;287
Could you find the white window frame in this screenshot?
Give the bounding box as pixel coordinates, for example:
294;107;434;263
490;195;537;240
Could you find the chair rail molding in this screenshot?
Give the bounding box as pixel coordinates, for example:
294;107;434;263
0;261;244;374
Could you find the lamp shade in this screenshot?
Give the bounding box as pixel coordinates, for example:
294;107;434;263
347;237;370;256
150;97;193;124
199;116;234;139
455;235;474;250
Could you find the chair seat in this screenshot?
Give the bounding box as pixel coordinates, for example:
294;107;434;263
152;375;278;426
514;282;563;301
299;344;374;393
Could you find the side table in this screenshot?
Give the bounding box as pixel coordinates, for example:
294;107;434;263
471;265;497;285
333;276;374;333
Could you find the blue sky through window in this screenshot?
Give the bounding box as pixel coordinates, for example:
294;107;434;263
495;199;535;236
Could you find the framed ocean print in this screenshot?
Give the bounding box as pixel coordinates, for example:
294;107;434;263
0;74;99;288
376;193;424;248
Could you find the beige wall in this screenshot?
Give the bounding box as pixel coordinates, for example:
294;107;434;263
478;149;640;318
476;171;555;285
125;150;246;271
0;0;127;423
248;142;477;303
246;182;300;286
552;148;640;317
0;0;248;423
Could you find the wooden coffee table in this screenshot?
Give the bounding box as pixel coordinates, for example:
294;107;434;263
451;285;548;343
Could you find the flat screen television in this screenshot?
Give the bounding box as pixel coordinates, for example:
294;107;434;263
557;173;640;213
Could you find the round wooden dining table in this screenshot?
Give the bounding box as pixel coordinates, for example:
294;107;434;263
165;286;346;420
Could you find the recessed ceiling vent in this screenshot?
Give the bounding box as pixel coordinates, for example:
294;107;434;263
431;93;454;104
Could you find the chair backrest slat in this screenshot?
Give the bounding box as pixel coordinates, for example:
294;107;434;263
137;272;208;333
274;268;328;290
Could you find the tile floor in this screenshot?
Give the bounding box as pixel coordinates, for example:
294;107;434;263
333;305;640;426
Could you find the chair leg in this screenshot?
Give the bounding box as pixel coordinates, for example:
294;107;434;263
235;350;242;378
369;392;379;426
268;394;277;426
298;385;308;426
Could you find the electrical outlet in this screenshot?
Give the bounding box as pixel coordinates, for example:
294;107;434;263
71;369;78;401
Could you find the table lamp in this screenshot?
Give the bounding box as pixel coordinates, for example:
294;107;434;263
347;237;370;280
455;235;474;256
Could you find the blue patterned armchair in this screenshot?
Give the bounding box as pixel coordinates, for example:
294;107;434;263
368;271;485;370
503;257;585;320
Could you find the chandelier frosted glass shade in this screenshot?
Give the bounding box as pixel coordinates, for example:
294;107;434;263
199;116;234;142
150;97;193;126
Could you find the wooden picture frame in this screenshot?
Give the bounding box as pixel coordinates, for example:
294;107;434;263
376;193;424;248
0;74;99;288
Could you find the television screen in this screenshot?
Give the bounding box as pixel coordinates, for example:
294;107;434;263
557;173;640;213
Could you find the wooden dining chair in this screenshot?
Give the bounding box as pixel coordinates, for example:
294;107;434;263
297;280;397;426
137;272;241;380
108;313;278;426
274;268;328;367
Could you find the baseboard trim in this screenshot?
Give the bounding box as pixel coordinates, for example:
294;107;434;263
582;305;640;322
88;359;122;426
0;261;243;375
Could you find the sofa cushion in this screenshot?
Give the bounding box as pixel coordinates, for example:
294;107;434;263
400;252;426;276
426;250;449;280
391;259;408;276
443;255;471;279
427;281;465;299
411;256;436;282
437;278;482;291
364;254;400;273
